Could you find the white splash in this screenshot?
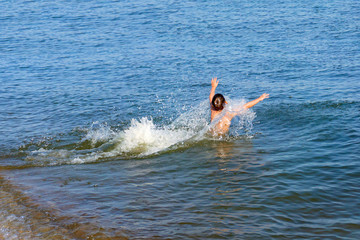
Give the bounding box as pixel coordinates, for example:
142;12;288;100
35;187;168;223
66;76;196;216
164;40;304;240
225;98;256;136
81;121;115;146
113;117;195;156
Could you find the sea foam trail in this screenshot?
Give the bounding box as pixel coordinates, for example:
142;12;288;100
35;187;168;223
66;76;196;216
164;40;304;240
24;99;255;166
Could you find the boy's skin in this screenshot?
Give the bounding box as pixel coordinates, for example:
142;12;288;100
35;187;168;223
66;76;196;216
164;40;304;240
209;77;269;135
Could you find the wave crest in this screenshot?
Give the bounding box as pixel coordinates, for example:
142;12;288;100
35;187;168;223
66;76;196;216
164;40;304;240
21;100;255;166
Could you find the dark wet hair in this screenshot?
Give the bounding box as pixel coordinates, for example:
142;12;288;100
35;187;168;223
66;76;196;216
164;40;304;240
212;93;226;111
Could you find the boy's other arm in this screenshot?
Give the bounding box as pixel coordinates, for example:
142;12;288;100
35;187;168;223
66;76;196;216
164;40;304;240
209;77;219;103
243;93;269;109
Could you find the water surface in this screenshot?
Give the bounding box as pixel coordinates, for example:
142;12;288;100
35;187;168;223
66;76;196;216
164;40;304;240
1;0;360;239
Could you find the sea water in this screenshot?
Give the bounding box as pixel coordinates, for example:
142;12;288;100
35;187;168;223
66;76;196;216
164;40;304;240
1;0;360;239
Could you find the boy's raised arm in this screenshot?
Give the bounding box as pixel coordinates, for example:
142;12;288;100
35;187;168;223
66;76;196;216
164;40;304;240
209;77;219;103
224;93;269;121
243;93;269;109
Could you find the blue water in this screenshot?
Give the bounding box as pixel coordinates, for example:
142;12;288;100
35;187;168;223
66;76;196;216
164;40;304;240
1;0;360;239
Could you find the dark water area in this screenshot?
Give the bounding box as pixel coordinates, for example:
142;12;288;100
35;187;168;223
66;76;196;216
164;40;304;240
1;0;360;239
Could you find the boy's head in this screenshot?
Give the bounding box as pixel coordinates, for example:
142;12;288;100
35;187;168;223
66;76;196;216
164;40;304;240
212;94;226;111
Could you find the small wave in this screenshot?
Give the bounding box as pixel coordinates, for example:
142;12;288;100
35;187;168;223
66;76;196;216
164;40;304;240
268;100;359;114
19;100;256;167
303;100;359;110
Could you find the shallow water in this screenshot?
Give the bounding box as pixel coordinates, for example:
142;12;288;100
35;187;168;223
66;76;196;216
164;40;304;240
1;0;360;239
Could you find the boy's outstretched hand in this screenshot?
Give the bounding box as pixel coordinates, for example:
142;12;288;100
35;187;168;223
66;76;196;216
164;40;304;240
259;93;269;101
211;77;219;88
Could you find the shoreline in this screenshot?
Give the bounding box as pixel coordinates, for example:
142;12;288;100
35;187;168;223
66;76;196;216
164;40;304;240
0;172;129;240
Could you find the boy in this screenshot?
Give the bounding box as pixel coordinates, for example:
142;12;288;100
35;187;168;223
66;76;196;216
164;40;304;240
209;77;269;135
